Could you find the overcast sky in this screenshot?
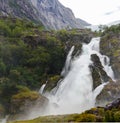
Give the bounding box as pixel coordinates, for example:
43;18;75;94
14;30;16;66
59;0;120;25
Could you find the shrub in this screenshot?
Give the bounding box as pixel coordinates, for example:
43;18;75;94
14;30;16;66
12;86;39;100
114;111;120;122
75;113;96;122
105;110;114;122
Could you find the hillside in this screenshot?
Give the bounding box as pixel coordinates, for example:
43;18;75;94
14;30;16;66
0;0;90;30
0;0;119;122
96;24;120;104
0;16;93;121
0;14;120;121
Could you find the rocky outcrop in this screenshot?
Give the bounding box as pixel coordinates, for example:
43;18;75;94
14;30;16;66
90;54;110;89
56;29;93;53
32;0;90;30
96;80;120;106
0;0;42;23
105;98;120;110
9;92;48;121
100;26;120;79
97;25;120;105
0;0;90;30
89;53;120;106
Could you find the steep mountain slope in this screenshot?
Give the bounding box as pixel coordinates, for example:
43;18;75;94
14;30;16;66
0;0;90;30
0;0;43;23
31;0;90;29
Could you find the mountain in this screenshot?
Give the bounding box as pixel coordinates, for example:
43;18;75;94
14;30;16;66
0;0;90;30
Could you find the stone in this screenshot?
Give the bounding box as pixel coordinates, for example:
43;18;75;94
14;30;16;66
0;0;90;30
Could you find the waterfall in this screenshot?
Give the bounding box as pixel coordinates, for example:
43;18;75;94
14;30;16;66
61;46;75;77
88;38;115;81
39;46;75;95
0;116;9;123
39;81;48;94
40;37;115;115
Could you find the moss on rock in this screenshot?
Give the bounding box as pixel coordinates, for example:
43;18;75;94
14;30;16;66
8;98;120;123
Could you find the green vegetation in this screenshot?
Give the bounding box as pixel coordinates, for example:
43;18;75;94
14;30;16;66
12;86;39;100
44;75;60;91
94;24;120;105
0;15;98;121
0;17;65;115
0;16;120;122
8;106;120;123
0;16;93;117
0;16;95;121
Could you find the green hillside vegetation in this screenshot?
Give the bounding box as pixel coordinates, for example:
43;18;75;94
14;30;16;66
100;24;120;79
0;16;66;115
0;16;93;117
1;15;120;122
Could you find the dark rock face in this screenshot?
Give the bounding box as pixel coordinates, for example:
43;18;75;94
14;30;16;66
91;54;110;84
96;80;120;106
105;98;120;110
90;53;111;90
57;29;93;53
0;0;41;23
34;0;90;30
0;0;90;30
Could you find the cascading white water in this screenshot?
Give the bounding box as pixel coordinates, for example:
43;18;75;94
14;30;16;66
39;81;48;94
88;38;115;81
0;116;8;123
61;46;75;77
39;46;75;95
40;37;115;116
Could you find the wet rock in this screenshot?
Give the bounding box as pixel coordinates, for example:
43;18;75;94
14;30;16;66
105;98;120;110
9;92;48;121
99;26;120;105
100;33;120;80
91;54;110;89
96;80;120;106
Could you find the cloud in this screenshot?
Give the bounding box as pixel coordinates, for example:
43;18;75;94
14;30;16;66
105;6;120;15
117;6;120;10
105;11;114;15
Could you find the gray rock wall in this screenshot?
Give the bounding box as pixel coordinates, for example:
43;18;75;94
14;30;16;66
0;0;90;30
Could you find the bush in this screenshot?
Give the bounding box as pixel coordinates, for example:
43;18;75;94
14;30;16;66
105;110;114;122
12;91;39;100
114;111;120;122
0;104;5;117
75;113;96;122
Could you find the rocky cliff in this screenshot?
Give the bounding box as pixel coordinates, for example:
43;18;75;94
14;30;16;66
96;24;120;105
0;0;90;30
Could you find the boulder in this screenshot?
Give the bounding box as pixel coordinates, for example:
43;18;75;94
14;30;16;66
9;91;48;121
91;54;110;89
